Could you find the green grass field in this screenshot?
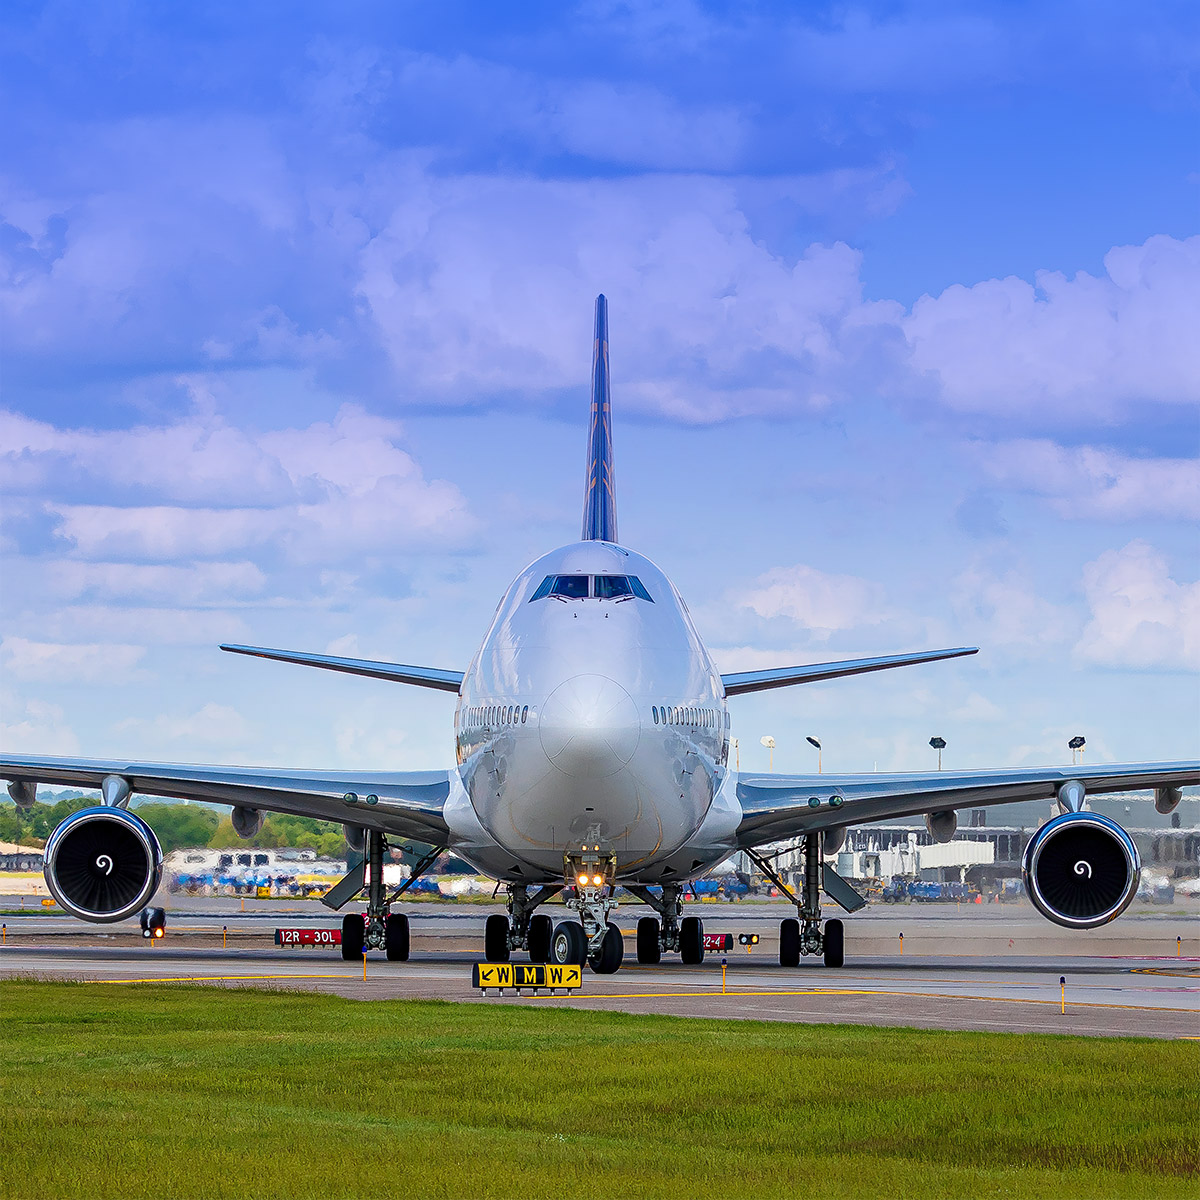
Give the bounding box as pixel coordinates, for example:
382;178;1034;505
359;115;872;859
0;982;1194;1199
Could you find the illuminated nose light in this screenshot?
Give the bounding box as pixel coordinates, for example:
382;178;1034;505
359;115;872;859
591;875;603;887
577;873;589;886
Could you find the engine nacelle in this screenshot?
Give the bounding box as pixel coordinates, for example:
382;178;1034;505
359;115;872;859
43;806;163;923
231;805;263;839
822;827;846;856
1022;811;1139;929
924;810;957;843
1155;786;1182;815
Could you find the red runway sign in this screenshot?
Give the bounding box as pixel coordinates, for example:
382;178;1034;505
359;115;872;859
275;928;341;947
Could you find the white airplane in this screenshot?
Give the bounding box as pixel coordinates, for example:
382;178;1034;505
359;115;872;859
4;297;1196;974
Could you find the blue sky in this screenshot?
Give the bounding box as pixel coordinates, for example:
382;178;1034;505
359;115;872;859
2;0;1197;776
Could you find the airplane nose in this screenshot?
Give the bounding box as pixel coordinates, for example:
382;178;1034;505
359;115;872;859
539;674;640;779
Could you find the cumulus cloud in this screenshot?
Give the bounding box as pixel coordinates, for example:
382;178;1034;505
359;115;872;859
977;440;1200;522
1076;541;1199;670
1;404;477;562
0;637;145;684
115;702;251;746
0;693;80;755
904;235;1200;422
951;565;1077;652
732;564;889;641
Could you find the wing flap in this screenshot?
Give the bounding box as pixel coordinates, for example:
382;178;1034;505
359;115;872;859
736;760;1200;847
1;754;451;843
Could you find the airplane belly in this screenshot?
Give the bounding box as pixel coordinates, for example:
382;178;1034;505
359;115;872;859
465;722;713;876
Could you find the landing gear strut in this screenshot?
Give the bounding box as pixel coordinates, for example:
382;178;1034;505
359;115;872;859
484;883;563;963
626;882;703;965
746;838;845;969
561;836;623;973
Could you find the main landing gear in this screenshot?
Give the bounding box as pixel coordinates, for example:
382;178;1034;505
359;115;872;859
338;831;443;963
482;882;564;964
746;837;845;969
625;883;706;966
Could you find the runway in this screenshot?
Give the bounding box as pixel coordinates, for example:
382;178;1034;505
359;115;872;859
1;897;1195;1039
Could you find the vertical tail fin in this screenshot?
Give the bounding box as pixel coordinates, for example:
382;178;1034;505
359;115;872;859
582;294;617;542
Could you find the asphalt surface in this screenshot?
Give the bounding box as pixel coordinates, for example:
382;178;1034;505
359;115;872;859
1;897;1195;1039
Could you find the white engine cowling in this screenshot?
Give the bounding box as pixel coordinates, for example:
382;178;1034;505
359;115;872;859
43;807;163;923
1022;811;1139;929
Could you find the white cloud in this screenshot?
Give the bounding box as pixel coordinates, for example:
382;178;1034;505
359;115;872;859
1076;541;1200;670
0;637;145;683
0;694;80;755
46;561;267;603
904;235;1200;422
951;565;1077;653
115;702;250;746
978;440;1200;522
732;564;888;641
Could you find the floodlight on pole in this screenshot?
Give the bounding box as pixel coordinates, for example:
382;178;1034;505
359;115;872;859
806;735;822;774
1068;735;1086;766
929;736;947;771
760;735;776;772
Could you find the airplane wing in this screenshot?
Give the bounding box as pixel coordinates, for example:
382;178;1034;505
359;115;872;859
1;754;451;845
735;760;1199;847
220;644;464;693
721;647;978;695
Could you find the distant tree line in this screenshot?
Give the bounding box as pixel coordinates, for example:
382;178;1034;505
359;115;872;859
0;796;346;857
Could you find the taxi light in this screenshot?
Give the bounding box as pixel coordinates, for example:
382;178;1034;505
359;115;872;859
154;928;164;939
591;874;603;887
577;873;589;886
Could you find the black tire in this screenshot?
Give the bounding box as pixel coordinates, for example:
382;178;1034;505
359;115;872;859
341;913;365;961
636;916;661;964
823;918;845;968
589;923;624;974
385;913;409;962
779;917;800;968
549;921;587;966
484;913;510;962
527;914;552;963
679;915;704;965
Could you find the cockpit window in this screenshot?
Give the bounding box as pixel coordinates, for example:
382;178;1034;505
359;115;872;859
528;573;654;602
594;575;633;600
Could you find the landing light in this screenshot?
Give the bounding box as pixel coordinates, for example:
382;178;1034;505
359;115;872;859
591;874;603;887
577;873;589;887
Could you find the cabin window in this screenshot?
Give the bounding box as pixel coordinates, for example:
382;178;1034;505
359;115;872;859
521;705;528;724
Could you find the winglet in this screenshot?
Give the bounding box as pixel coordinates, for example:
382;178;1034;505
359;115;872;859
581;294;617;542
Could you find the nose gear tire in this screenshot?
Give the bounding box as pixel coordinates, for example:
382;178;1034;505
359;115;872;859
589;922;624;974
385;913;410;961
528;913;553;963
550;921;587;966
779;918;800;968
485;914;511;962
823;918;844;968
341;913;365;961
679;916;704;965
636;916;661;964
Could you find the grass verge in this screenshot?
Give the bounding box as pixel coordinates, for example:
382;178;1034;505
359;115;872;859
0;981;1195;1199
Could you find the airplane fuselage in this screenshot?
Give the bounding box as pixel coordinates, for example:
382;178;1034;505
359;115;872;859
445;540;740;883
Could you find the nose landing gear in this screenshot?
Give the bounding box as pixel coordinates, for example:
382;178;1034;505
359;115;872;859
561;839;622;973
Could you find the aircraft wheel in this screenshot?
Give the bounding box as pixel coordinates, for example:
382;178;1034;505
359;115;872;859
823;918;845;968
484;914;510;962
527;914;553;963
549;921;587;966
679;916;704;965
779;918;800;968
636;916;661;964
341;913;365;961
385;913;409;962
589;923;624;974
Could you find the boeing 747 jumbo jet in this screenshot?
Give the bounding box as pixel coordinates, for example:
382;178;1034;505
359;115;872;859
4;298;1197;974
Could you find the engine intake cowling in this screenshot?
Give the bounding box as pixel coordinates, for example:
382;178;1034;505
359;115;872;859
1022;811;1139;929
44;806;163;923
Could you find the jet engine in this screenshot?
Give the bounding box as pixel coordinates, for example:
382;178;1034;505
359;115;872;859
1022;811;1139;929
43;807;163;923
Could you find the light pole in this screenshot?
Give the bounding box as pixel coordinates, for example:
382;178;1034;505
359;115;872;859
760;735;776;772
1068;735;1086;766
929;736;946;771
806;735;822;774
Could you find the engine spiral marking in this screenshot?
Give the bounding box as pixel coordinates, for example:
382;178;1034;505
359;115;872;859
96;854;114;876
1074;860;1092;879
